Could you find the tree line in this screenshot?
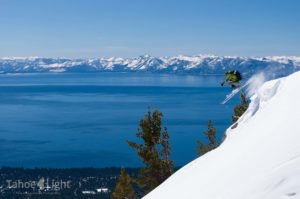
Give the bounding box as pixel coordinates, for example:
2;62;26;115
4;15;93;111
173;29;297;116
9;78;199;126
111;93;249;199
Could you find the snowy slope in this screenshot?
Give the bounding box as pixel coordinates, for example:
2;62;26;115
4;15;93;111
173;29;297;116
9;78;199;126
144;71;300;199
0;55;299;75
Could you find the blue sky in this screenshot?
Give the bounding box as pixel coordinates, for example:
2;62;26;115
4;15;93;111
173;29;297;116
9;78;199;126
0;0;299;58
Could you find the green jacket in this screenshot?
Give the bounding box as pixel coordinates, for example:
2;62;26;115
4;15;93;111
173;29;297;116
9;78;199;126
225;73;240;83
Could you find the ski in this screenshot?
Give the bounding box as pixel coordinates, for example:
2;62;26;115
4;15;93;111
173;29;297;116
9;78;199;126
221;82;249;104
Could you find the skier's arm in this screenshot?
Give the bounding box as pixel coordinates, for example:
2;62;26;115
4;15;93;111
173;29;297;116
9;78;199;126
221;77;229;86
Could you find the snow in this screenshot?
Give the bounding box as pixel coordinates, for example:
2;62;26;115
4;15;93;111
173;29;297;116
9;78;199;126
1;56;40;60
144;71;300;199
265;56;300;65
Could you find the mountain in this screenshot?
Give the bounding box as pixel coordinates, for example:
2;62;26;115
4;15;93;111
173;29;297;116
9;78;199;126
0;55;300;76
144;71;300;199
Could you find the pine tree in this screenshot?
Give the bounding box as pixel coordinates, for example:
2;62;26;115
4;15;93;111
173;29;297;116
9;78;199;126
127;107;174;194
160;127;173;177
111;168;136;199
196;120;218;156
232;93;249;123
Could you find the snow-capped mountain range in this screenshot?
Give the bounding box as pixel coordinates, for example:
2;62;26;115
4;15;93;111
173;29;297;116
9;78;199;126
0;55;300;76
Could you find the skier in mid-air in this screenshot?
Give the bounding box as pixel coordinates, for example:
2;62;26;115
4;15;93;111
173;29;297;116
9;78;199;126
221;70;242;88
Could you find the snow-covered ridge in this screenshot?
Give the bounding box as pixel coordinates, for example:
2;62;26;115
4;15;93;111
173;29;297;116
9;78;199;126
0;55;299;75
144;71;300;199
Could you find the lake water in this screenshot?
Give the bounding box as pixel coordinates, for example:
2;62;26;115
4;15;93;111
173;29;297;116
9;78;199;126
0;73;240;168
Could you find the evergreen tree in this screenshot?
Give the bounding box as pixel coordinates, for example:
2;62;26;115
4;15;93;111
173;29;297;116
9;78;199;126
196;120;218;156
127;107;174;194
232;93;249;123
160;127;173;177
111;168;136;199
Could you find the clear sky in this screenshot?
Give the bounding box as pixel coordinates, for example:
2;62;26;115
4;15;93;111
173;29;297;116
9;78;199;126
0;0;299;58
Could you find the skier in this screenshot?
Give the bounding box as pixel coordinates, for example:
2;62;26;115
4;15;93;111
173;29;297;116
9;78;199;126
221;70;242;88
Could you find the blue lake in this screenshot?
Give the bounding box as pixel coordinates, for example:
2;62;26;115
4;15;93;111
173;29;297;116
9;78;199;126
0;73;240;168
